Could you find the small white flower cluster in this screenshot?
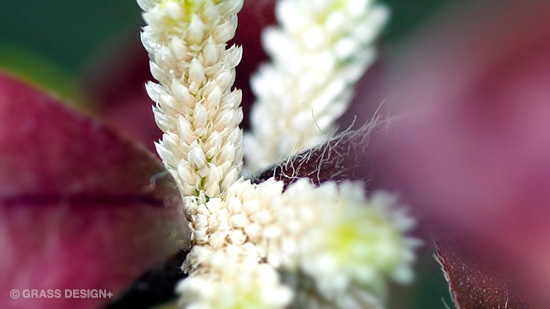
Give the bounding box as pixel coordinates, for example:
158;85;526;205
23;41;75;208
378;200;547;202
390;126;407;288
140;0;244;199
244;0;390;173
139;0;418;308
177;251;293;309
281;181;417;296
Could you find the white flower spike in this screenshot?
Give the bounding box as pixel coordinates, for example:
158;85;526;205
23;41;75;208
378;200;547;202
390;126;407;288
245;0;389;172
141;0;245;200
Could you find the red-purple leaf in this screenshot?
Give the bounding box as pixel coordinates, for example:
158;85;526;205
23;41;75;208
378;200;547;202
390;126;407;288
0;73;189;308
382;1;550;304
435;235;529;309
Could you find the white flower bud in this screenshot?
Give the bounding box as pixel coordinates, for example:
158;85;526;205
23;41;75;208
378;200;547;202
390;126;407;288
164;1;181;19
149;60;166;83
192;103;208;130
188;144;207;169
171;80;195;107
205;85;222;108
213;16;237;43
230;214;249;228
136;0;155;11
221;168;239;190
188;58;205;86
145;81;161;102
176;116;195;144
229;229;246;246
202;38;220;67
187;14;205;45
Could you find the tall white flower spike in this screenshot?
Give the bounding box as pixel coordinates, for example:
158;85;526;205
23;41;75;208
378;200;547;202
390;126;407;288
140;0;245;200
138;0;287;307
245;0;389;173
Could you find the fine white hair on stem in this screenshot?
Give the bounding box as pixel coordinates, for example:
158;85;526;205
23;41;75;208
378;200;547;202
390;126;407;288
140;0;245;200
244;0;390;173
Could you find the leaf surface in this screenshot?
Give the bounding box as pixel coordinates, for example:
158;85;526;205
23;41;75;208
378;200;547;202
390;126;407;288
0;73;189;308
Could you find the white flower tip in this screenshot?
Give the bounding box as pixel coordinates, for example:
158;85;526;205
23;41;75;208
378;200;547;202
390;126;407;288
137;0;156;11
178;258;292;309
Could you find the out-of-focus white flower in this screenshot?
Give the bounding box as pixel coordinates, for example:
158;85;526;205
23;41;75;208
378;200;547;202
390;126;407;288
244;0;389;172
262;179;418;306
178;250;293;309
293;183;418;301
141;0;244;199
285;272;384;309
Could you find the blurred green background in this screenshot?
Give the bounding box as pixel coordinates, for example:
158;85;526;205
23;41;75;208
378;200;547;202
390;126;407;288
0;0;454;308
0;0;453;101
0;1;141;103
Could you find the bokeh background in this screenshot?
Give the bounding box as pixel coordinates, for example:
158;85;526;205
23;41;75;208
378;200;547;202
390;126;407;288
0;0;457;308
0;0;453;105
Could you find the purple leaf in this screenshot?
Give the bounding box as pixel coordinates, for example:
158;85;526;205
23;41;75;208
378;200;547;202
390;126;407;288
0;73;189;308
383;1;550;305
435;235;529;309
